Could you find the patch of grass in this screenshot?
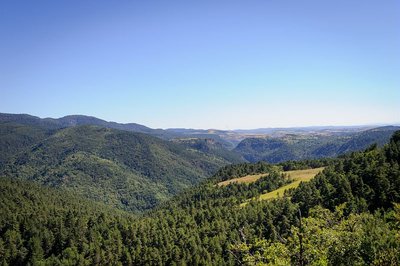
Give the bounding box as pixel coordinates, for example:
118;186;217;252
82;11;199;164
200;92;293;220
217;173;269;186
240;167;324;206
259;180;305;200
283;167;325;182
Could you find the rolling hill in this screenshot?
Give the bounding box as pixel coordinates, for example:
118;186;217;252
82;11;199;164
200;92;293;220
0;113;178;139
1;112;398;213
0;125;239;212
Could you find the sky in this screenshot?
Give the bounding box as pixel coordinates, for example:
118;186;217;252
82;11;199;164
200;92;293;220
1;0;399;129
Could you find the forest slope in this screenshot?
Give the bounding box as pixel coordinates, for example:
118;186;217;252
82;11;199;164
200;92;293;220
0;125;239;212
1;131;400;265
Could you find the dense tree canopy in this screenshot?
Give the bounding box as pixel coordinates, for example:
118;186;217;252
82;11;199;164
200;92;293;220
1;131;399;265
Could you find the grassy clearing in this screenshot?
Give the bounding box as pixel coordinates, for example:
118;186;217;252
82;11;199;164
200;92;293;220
217;173;270;186
283;167;325;181
240;167;324;206
259;167;324;200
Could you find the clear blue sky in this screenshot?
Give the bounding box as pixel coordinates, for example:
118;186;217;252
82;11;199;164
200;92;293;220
1;0;399;129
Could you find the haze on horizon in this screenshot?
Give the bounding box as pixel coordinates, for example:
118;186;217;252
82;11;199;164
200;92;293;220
1;0;399;130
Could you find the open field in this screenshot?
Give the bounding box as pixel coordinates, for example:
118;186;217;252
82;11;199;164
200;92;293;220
258;167;324;200
283;167;325;182
240;167;325;206
217;173;270;186
218;167;324;187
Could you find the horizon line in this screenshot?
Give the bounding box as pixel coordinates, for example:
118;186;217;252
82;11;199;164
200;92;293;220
2;111;399;132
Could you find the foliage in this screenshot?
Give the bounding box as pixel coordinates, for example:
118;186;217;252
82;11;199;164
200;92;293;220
0;122;52;165
0;171;299;265
232;205;400;265
232;130;400;265
291;134;400;214
0;177;136;265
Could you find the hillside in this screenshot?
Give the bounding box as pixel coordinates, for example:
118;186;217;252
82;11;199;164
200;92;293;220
4;113;390;151
0;122;53;164
0;113;178;140
1;131;399;265
172;138;244;163
0;177;136;265
235;126;400;163
3;113;396;162
0;125;238;212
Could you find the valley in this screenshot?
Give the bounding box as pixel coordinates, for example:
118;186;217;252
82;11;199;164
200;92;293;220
0;113;399;265
1;113;398;213
2;1;398;264
0;122;241;212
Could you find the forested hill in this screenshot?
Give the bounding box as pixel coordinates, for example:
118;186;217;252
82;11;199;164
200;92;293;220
234;126;400;163
0;113;177;139
1;131;399;265
0;125;241;212
0;122;53;164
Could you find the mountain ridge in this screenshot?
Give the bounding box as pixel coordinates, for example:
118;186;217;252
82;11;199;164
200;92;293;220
0;124;242;212
234;125;400;163
3;112;397;145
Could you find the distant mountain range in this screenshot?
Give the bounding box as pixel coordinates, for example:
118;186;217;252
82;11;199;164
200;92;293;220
0;113;178;139
4;113;396;147
234;126;400;163
0;113;243;212
1;112;398;211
